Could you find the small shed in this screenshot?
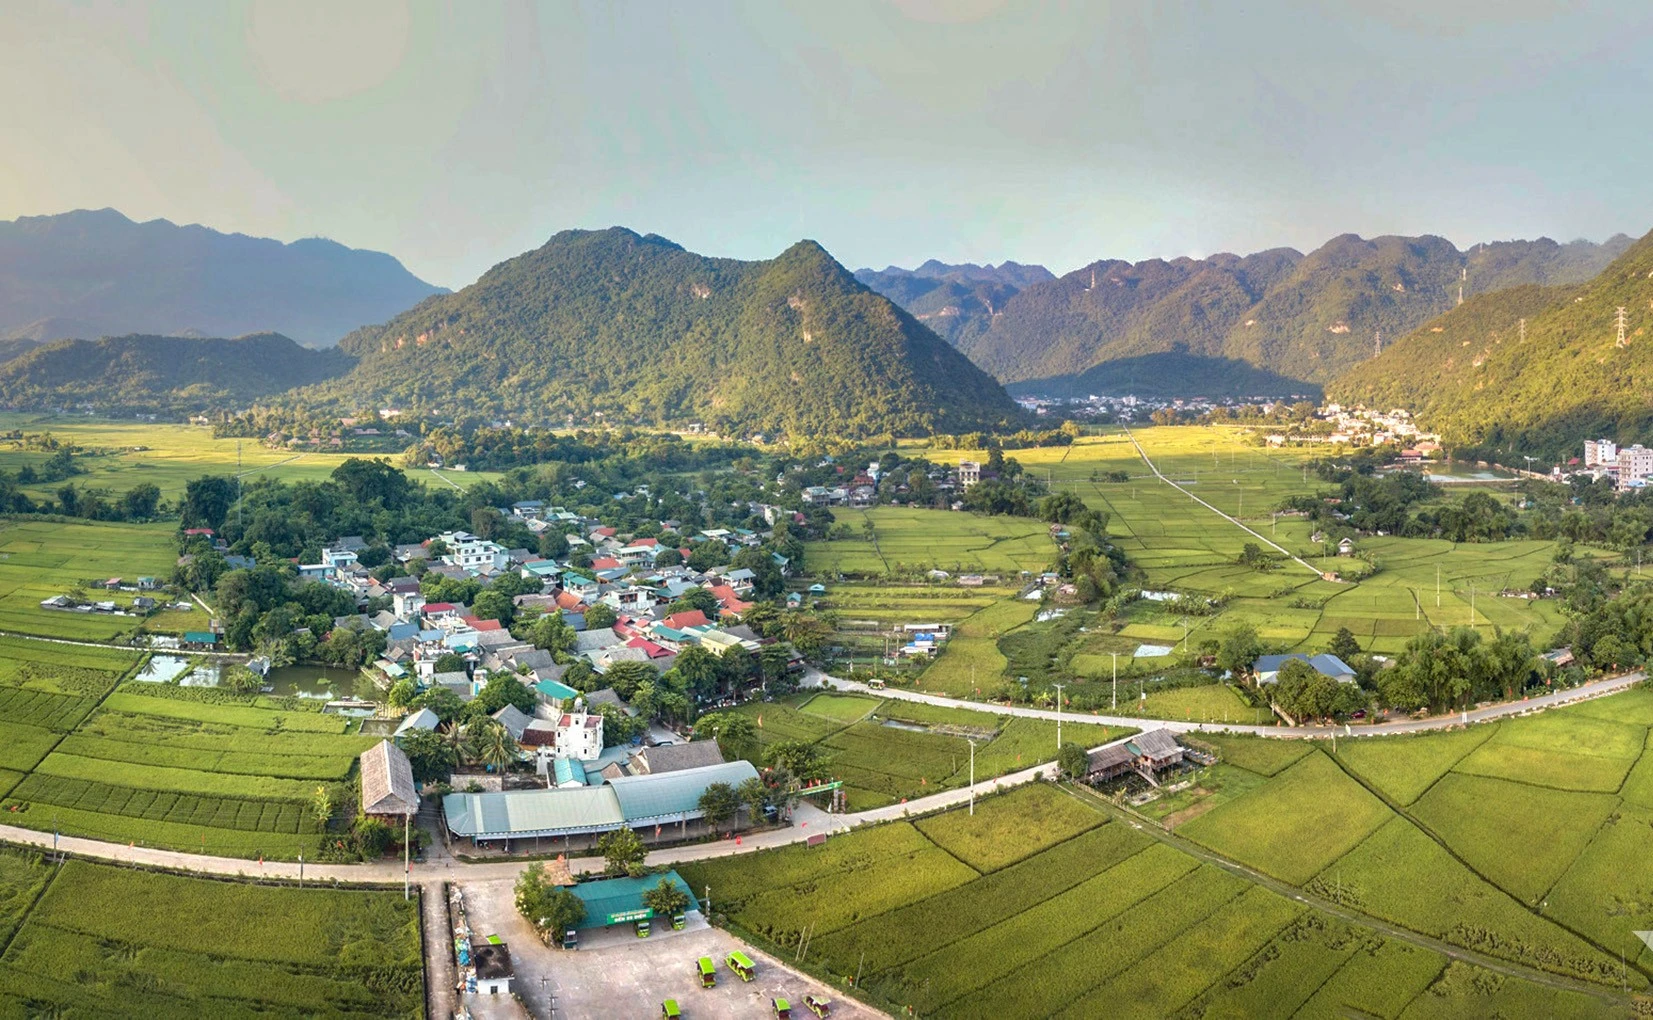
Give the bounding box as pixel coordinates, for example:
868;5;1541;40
565;872;700;930
360;740;419;820
473;942;513;996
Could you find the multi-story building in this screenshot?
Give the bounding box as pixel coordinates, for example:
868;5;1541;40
1619;444;1653;486
1584;439;1619;467
958;460;982;487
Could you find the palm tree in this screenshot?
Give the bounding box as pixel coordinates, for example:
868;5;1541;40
479;722;520;773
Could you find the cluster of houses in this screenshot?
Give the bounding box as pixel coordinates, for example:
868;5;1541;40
1572;439;1653;489
1265;405;1443;455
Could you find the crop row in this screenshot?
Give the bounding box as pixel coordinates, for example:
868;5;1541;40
101;691;348;733
0;722;58;772
810;823;1147;976
0;802;315;859
680;822;938;903
79;709;373;757
737;846;977;940
913;783;1105;872
34;752;321;800
878;843;1206;1011
944;859;1247;1016
0;687;90;732
11;773;317;833
823;722;963;780
53;734;357;781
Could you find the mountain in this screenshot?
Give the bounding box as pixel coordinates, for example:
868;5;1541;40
854;260;1054;348
303;228;1023;438
0;333;352;415
0;209;446;348
1327;227;1653;459
953;233;1632;397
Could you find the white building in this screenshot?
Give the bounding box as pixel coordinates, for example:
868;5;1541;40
1620;445;1653;486
1584;439;1619;467
959;460;982;487
437;531;509;572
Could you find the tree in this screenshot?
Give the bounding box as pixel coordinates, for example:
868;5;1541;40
1271;658;1340;721
698;781;738;833
736;775;770;821
641;877;690;919
778;614;833;660
528;611;575;658
477;721;520;772
764;739;829;781
584;604;618;630
472;589;514;624
387;677;418;709
603;661;659;700
597;827;647;876
180;476;237;532
667;646;721;702
412;686;467;724
399;728;460;785
119;482;161;520
433;651;468;674
693;711;760;764
473;672;536;715
667;587;719;618
311;784;334;827
1056;742;1089;780
222;664;263;694
687;539;731;571
516;862;587;945
1328;627;1361;664
1215;625;1262;680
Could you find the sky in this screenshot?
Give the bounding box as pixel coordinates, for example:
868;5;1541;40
3;0;1652;289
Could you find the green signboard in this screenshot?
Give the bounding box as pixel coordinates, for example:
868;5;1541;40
607;907;653;924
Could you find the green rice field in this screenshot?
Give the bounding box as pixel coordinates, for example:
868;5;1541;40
0;850;421;1017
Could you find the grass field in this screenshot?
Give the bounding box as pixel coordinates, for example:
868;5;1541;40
0;656;375;859
0;413;503;499
0;518;179;640
680;777;1623;1017
0;852;421;1017
804;506;1055;576
727;691;1128;809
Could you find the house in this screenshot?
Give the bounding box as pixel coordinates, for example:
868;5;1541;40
663;609;710;631
1252;653;1356;685
1337;537;1356;556
629;741;725;775
958;460;982;487
1543;647;1576;669
473;943;514;996
359;741;419;820
393;707;440;739
1084;729;1185;785
491;704;533;743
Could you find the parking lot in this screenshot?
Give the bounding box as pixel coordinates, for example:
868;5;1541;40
457;878;879;1019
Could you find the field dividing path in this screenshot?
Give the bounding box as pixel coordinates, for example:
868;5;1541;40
1119;424;1322;577
817;668;1648;738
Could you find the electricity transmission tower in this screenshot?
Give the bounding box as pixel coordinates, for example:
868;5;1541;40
1518;318;1526;343
1617;307;1630;347
1373;330;1382;357
1458;267;1466;306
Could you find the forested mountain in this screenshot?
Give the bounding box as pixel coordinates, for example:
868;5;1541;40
854;260;1053;346
0;209;445;347
0;333;352;415
951;233;1631;397
1327;227;1653;459
302;228;1022;438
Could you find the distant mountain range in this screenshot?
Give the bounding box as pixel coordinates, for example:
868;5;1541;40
0;209;446;348
1328;227;1653;459
853;261;1054;347
0;333;352;416
292;228;1022;438
859;234;1633;398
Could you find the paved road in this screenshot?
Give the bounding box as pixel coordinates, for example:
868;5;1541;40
1120;423;1323;576
815;668;1648;738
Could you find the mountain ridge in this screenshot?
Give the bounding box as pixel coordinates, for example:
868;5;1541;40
0;208;447;347
305;227;1023;438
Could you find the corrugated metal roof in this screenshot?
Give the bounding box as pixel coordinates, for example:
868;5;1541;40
443;786;624;839
566;872;701;929
607;760;758;822
361;740;418;816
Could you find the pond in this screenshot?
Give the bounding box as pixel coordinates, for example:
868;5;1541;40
132;655;191;684
262;665;379;702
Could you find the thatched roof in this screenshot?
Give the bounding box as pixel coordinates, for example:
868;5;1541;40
360;740;418;817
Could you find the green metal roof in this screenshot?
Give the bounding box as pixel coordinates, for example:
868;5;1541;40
566;871;700;929
442;785;623;839
535;679;580;702
607;760;759;823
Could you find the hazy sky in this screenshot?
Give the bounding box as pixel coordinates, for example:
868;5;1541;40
3;0;1651;288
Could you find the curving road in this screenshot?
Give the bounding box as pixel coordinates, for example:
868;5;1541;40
813;668;1648;738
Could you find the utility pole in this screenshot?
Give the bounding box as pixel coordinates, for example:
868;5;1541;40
1111;652;1118;711
1617;307;1630;347
1051;683;1067;749
404;812;411;900
236;439;243;533
1469;585;1476;626
967;737;977;815
1458;266;1466;306
1435;564;1441;608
